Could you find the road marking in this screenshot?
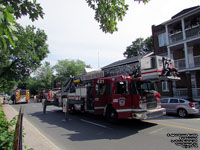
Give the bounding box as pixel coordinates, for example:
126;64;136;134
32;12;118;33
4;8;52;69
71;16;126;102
32;105;38;107
80;119;111;129
143;120;200;132
149;128;164;134
61;118;72;122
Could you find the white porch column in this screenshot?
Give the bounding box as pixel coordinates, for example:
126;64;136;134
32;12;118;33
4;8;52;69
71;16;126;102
188;47;194;68
184;43;189;68
181;18;186;40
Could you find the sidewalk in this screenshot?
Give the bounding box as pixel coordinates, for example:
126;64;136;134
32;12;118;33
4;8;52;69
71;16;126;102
2;104;61;150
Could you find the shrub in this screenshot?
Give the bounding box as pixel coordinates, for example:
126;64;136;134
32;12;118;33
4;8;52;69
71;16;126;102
0;105;17;150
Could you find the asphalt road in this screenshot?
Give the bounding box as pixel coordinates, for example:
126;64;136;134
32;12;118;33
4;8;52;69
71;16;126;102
11;101;200;150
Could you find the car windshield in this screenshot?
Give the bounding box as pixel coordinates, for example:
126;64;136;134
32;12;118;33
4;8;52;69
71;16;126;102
132;81;158;94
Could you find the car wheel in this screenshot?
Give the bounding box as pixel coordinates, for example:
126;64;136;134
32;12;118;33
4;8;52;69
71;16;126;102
177;109;188;118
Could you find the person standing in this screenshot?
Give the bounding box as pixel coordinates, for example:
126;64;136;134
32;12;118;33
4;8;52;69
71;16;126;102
3;97;6;104
34;95;37;103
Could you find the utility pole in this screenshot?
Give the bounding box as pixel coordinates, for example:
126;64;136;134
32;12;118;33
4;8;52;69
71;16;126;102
98;51;100;69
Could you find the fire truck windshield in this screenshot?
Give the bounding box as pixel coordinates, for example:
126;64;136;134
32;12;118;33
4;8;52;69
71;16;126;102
20;90;26;95
131;81;158;94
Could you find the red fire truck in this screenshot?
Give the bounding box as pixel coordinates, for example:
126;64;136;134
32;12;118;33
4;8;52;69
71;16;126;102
43;55;179;122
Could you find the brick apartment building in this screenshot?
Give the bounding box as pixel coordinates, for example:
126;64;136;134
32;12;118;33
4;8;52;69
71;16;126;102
152;6;200;99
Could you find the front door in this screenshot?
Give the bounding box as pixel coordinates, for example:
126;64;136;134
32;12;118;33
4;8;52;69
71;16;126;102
94;79;112;114
112;81;131;110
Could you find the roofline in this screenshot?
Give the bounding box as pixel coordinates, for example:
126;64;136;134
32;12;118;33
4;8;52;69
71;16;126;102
160;6;200;26
101;58;139;70
102;52;154;70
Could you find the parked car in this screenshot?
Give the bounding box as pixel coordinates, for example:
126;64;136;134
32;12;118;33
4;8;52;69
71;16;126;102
161;97;200;117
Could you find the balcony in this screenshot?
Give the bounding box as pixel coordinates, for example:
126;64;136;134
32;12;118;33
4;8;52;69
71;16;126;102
174;58;186;70
168;24;200;45
185;24;200;39
169;31;183;44
174;55;200;70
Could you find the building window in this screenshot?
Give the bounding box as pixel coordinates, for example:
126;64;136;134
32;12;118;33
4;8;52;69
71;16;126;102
162;81;169;92
158;33;167;47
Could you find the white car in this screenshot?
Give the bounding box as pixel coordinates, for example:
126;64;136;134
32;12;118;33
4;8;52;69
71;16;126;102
161;97;200;117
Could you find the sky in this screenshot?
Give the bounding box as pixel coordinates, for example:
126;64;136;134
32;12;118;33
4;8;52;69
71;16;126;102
18;0;200;69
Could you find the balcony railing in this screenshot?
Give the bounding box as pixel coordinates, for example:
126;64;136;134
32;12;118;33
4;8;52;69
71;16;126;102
173;88;200;98
173;88;188;97
168;24;200;45
169;31;183;44
174;55;200;70
174;58;186;70
185;24;200;39
194;55;200;67
192;88;200;97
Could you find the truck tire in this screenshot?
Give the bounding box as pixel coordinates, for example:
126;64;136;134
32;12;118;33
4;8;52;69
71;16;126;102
69;105;76;114
177;108;188;118
106;107;118;123
42;100;47;114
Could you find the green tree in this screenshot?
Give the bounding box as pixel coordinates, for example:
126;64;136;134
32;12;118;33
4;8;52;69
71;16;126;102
123;36;153;58
24;77;38;95
0;24;49;93
34;62;54;89
54;59;90;83
1;0;44;21
86;0;149;33
0;4;17;49
26;62;54;95
0;0;45;93
0;0;44;49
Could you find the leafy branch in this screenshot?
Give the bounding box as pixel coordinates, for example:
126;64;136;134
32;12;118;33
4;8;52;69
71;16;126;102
85;0;149;33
